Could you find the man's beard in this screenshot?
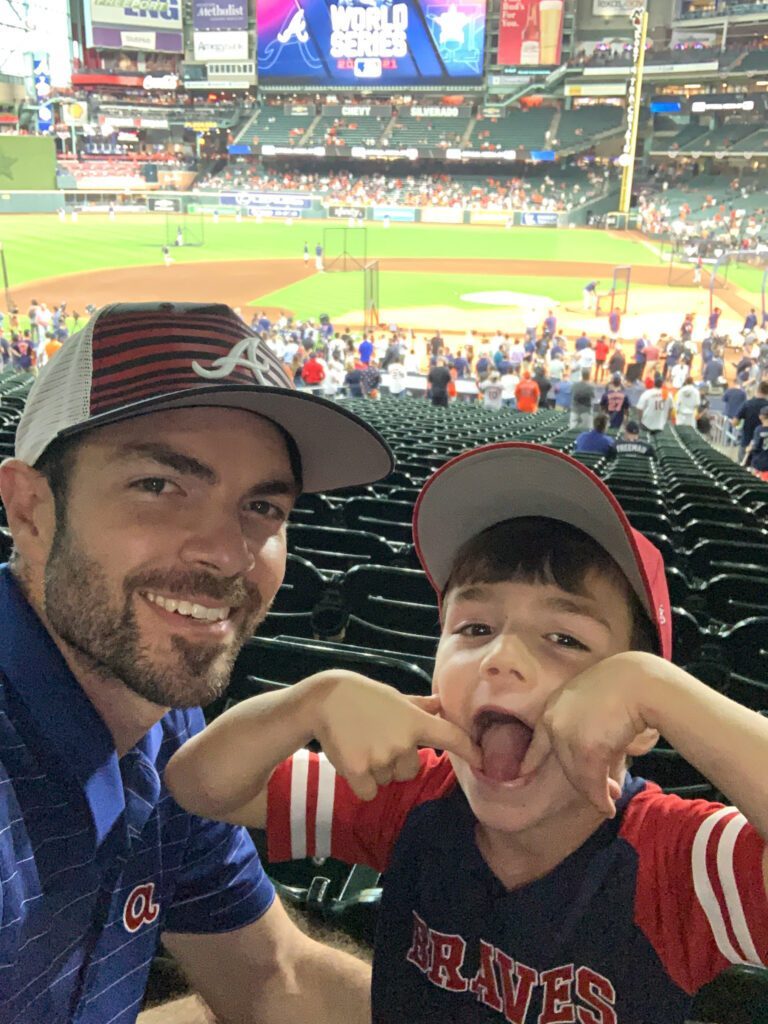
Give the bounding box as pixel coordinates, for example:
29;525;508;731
43;519;266;709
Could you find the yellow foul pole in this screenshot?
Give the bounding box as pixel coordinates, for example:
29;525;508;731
619;6;649;216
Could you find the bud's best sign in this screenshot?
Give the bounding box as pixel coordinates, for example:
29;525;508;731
257;0;487;86
497;0;563;67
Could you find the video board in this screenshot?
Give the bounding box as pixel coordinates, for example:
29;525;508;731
257;0;487;86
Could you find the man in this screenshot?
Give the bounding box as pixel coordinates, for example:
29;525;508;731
514;371;540;413
723;375;747;421
574;412;616;455
734;379;768;460
300;349;325;390
675;376;701;427
615;419;654;457
427;357;452;408
636;374;673;434
569;369;594;430
743;308;758;335
582;280;598;311
0;302;393;1024
703;350;725;387
599;372;630;431
358;335;373;366
314;242;324;272
742;404;768;478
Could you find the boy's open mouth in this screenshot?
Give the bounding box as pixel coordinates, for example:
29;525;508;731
473;709;534;783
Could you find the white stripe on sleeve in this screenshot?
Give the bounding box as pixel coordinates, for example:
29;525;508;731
692;806;752;964
717;812;760;964
314;754;337;860
290;749;311;860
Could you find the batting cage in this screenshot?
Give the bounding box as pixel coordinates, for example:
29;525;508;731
322;226;368;272
595;266;631;316
164;209;205;249
708;249;768;323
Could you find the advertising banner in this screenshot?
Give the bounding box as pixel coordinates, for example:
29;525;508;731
88;0;182;29
420;207;463;224
372;207;417;222
469;211;509;225
193;0;248;29
328;205;366;219
148;196;183;212
497;0;563;66
62;99;90;125
592;0;634;13
258;0;486;86
520;211;559;227
33;57;53;134
194;30;249;59
88;26;183;50
219;192;313;210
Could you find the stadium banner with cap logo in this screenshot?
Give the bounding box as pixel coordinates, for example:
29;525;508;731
257;0;487;86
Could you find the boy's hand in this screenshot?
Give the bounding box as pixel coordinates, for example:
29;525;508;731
518;655;655;818
307;673;482;801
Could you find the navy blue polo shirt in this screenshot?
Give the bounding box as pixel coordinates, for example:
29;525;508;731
0;567;275;1023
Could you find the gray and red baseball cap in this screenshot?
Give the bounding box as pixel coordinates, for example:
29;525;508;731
413;443;672;660
14;302;393;493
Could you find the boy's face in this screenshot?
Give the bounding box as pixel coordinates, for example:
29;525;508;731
434;570;635;838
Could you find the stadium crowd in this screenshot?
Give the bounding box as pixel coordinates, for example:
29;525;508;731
195;165;613;211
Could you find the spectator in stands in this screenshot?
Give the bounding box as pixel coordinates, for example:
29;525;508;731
344;359;364;398
594;336;609;383
301;350;326;391
554;373;573;412
575;331;590;353
361;360;381;400
534;365;552;409
734;379;768;460
358;335;373;366
578;342;596;380
674;377;701;428
600;374;630;432
703;350;725;387
723;375;748;421
615;420;654;458
478;371;504;411
0;331;10;368
168;442;768;1024
0;303;389;1023
575;412;616;455
636;374;673;435
742;405;768;479
642;338;660;379
427;357;452;408
500;366;519;409
570;369;594;430
608;341;626;378
386;357;408;399
542;310;557;339
514;371;540;414
548;349;565;385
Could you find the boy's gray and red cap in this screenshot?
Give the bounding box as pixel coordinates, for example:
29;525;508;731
14;302;393;493
413;443;673;660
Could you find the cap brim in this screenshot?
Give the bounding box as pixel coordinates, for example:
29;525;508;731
57;385;393;493
413;443;670;655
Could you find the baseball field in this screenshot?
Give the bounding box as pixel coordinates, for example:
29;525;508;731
0;212;763;337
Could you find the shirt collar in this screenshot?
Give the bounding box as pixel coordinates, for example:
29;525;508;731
0;566;159;845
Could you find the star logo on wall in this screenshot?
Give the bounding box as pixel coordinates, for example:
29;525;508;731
434;4;470;45
0;149;18;180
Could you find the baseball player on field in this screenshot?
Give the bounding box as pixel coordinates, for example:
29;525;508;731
168;443;768;1024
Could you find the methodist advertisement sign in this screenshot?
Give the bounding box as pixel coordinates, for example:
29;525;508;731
193;0;248;29
85;0;183;50
257;0;487;86
497;0;563;66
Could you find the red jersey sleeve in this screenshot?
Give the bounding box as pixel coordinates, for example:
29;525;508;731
266;748;457;873
621;784;768;994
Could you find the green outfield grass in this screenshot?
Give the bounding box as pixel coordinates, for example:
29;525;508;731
0;213;658;288
251;270;585;320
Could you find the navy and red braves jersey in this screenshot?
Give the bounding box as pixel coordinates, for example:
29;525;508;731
268;749;768;1024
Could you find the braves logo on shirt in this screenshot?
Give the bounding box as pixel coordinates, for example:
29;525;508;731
123;882;160;933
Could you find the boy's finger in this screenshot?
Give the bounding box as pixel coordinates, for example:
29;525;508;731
415;712;482;769
518;725;551;778
392;748;422;782
346;771;379;802
408;694;441;713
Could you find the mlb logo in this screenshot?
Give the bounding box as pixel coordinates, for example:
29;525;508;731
354;57;382;78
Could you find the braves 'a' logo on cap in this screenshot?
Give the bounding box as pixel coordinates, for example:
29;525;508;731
191;337;289;388
123;882;160;933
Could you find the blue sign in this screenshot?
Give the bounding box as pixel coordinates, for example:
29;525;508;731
372;207;416;222
220;191;312;209
520;212;559;227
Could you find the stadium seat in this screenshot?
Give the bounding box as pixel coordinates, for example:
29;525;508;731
258;554;326;639
287;523;398;572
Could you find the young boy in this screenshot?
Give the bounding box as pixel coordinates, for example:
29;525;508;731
166;442;768;1024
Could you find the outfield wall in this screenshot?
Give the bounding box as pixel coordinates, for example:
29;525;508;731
0;189;602;227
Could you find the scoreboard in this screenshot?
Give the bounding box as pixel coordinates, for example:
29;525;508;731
257;0;487;86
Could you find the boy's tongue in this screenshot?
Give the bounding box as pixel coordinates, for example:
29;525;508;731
480;720;534;782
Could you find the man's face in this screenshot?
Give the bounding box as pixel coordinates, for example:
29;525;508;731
433;572;634;841
40;408;297;709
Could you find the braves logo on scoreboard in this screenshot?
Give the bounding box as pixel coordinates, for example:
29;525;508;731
123;883;160;933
